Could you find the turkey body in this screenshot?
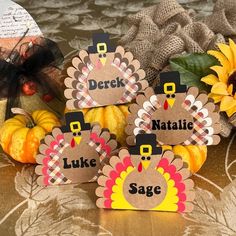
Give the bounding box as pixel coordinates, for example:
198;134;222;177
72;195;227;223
123;168;167;209
59;131;101;183
152;93;194;145
87;63;124;105
64;46;148;109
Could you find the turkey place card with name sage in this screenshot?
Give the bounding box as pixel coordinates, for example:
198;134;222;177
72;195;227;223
126;71;221;146
96;133;195;212
35;111;118;186
64;33;148;109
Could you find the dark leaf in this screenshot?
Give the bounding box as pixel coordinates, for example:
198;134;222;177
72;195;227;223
170;53;219;92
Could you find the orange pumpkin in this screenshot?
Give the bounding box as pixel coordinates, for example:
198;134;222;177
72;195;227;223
162;145;207;173
65;105;129;146
0;109;60;163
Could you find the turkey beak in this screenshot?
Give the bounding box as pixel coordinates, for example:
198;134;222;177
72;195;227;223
74;136;82;145
100;57;107;66
167;98;175;108
141;160;150;170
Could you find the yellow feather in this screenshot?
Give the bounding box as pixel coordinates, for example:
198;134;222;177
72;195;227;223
112;185;120;193
163;172;170;181
115;176;122;185
111;167;135;209
152;167;180;212
168;179;175;188
157;167;164;175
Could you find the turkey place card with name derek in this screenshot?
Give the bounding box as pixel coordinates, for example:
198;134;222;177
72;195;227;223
64;33;148;109
96;133;195;212
35;111;118;186
126;71;221;146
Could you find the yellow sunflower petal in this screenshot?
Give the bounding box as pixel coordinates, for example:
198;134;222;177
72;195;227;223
220;96;236;111
201;74;219;85
210;66;228;84
226;105;236;117
217;43;234;70
211;82;229;96
208;50;231;72
208;93;223;103
229;39;236;68
228;84;234;95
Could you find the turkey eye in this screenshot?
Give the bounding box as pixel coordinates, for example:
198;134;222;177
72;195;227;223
171;94;175;98
147;156;151;160
78;132;81;136
103;54;106;57
166;94;170;98
99;54;102;58
73;132;76;136
141;156;145;160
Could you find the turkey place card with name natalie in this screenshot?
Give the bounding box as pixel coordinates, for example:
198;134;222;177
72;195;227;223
126;71;221;146
64;33;148;109
35;111;118;186
96;133;195;212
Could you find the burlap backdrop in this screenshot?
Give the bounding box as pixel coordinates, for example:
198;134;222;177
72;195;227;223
120;0;236;86
120;0;236;133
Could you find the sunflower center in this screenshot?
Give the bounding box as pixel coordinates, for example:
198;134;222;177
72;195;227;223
228;71;236;95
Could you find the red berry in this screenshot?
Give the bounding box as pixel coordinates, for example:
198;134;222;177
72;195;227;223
42;94;54;103
22;81;37;96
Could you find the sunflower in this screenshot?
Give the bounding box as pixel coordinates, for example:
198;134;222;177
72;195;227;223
201;39;236;117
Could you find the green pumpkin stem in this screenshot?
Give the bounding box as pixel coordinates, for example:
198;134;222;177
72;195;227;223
11;108;35;128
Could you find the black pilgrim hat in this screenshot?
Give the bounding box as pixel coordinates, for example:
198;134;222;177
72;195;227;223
88;33;115;54
130;134;162;155
61;112;91;133
154;71;187;94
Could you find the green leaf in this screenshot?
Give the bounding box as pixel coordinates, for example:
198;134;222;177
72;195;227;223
170;53;220;92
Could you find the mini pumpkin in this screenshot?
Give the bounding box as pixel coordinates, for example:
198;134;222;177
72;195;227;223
162;145;207;173
0;109;60;163
65;105;129;146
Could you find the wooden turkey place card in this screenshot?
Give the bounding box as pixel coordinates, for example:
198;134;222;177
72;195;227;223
35;111;118;186
96;133;195;212
126;71;221;146
64;33;148;109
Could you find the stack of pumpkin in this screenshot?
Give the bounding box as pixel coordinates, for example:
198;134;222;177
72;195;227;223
0;104;207;174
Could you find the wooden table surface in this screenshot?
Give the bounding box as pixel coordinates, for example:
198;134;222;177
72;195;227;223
1;135;236;235
1;0;236;235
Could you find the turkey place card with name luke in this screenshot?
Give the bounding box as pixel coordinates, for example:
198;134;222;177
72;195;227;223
96;133;195;212
35;111;118;186
64;33;148;109
126;71;221;146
